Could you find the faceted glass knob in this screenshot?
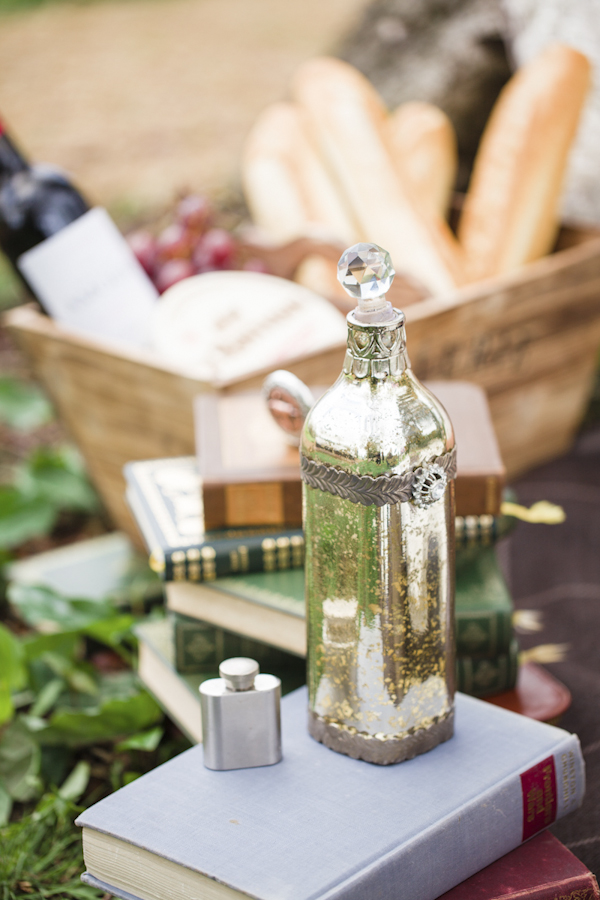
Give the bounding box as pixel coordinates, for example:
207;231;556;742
337;243;395;301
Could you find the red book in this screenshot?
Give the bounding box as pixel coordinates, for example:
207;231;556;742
437;832;598;900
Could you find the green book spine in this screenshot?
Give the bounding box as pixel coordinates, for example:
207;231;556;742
457;639;519;698
123;457;304;582
455;510;517;548
164;532;305;583
455;546;514;658
172;613;306;676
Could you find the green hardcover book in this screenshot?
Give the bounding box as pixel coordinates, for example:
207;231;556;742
135;618;305;743
172;612;304;674
172;608;516;697
167;548;514;661
124;457;304;582
457;639;520;698
455;512;517;548
455;546;514;658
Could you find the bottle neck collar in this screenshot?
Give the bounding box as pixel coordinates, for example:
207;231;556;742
344;307;409;380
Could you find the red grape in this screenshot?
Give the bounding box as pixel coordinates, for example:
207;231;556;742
155;258;196;293
193;228;237;272
177;194;212;233
127;230;157;276
156;223;194;262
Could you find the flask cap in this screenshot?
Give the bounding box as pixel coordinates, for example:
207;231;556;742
219;657;259;691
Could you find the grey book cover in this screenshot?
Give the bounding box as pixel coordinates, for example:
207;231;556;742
77;688;584;900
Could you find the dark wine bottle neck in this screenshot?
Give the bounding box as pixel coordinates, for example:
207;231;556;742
0;124;29;176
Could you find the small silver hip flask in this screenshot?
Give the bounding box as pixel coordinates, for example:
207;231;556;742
199;658;282;770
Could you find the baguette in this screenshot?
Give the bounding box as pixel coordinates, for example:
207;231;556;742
242;103;311;242
458;44;591;281
387;102;457;219
294;254;355;312
242;101;358;245
292;57;466;296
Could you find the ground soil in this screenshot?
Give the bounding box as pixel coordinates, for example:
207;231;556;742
0;0;368;218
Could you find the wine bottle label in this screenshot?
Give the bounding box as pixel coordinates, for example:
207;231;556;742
17;207;158;347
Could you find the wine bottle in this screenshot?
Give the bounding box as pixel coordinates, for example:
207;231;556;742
0;119;158;346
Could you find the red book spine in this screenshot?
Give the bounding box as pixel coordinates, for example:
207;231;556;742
438;832;599;900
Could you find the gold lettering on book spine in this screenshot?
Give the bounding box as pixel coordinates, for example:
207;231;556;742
201;546;217;581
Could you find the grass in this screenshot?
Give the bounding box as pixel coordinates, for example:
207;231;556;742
0;260;23;314
0;359;182;897
0;793;97;900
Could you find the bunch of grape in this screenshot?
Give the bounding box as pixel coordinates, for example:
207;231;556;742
127;195;267;294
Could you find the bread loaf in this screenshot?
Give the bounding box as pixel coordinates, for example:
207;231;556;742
294;254;354;312
458;44;591;281
387;102;457;219
292;57;465;296
242;103;311;243
242;101;358;245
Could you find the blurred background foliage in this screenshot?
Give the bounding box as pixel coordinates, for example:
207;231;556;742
0;369;184;899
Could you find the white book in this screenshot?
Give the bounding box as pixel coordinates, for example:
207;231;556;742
77;687;585;900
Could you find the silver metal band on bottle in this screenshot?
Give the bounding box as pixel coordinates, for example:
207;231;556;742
300;446;457;509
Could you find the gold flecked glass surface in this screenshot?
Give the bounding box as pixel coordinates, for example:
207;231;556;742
301;308;456;763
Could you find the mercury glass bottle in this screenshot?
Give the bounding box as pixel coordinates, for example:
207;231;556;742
301;243;456;765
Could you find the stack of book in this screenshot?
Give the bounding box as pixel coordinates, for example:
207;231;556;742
127;455;521;688
126;382;570;739
110;382;594;899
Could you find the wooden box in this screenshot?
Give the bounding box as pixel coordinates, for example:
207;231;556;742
195;382;505;528
5;228;600;544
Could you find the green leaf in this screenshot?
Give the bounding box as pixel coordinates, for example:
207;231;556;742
22;631;81;663
0;625;26;691
11;688;35;709
64;668;98;696
83;613;136;647
8;583;115;631
0;622;26;726
0;780;12;826
0;376;53;431
30;678;65;718
38;684;162;747
123;771;141;785
116;726;164;752
0;716;42;802
0;487;56;549
40;745;73;790
58;761;90;802
16;446;99;514
37;653;98;698
96;670;141;702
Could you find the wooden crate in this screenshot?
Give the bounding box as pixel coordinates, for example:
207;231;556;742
5;229;600;544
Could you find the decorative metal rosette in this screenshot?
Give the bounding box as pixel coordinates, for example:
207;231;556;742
411;463;448;508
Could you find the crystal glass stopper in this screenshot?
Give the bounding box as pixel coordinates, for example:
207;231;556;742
337;243;395;301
